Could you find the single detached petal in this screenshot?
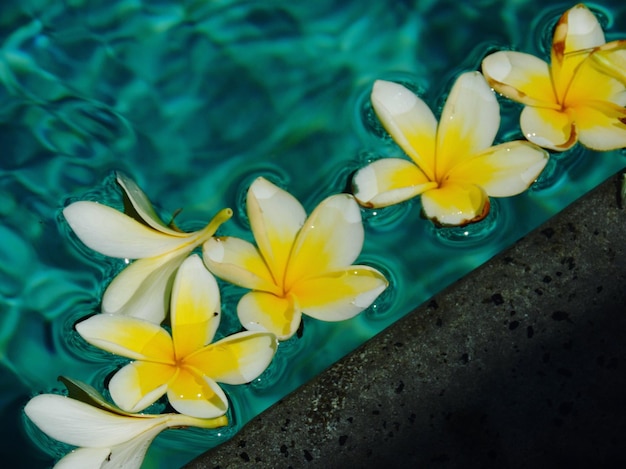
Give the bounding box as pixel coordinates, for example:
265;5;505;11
520;106;577;151
291;266;388;322
247;177;306;284
101;250;187;323
186;331;277;385
482;51;557;107
108;361;174;413
116;172;187;237
436;72;500;177
167;369;228;418
202;237;278;293
285;194;364;288
97;425;164;469
63;201;191;259
171;255;221;358
447;141;549;197
370;80;437;179
591;40;626;84
24;394;164;447
352;158;437;208
76;314;174;361
575;101;626;150
237;291;301;341
421;182;489;226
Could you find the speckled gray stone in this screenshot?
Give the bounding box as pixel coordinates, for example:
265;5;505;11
187;172;626;469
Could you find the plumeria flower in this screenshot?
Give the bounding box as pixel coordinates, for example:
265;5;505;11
64;172;232;323
352;72;549;226
24;377;227;469
202;177;388;341
76;255;277;418
482;3;626;151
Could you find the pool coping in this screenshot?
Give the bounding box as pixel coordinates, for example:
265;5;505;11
188;170;626;468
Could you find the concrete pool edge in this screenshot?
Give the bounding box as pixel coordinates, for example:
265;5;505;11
188;170;626;468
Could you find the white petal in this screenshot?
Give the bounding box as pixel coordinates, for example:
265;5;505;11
64;201;190;259
437;72;500;175
171;254;221;357
24;395;163;447
167;373;229;418
54;447;111;469
247;177;305;283
101;251;186;323
352;158;436;208
103;425;163;469
559;4;605;53
370;80;437;178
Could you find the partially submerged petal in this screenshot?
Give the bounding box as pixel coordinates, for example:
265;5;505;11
352;158;436;208
101;251;186;323
436;72;500;176
420;182;489;226
116;172;187;237
292;266;388;322
108;361;174;413
63;201;190;259
202;237;278;293
186;331;277;385
482;51;557;107
75;314;174;361
167;369;228;418
237;291;301;341
448;141;549;197
24;394;164;447
171;255;221;358
95;425;164;469
247;177;305;285
520;106;577;151
285;194;364;287
370;80;437;179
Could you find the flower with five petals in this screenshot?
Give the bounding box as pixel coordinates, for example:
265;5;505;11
64;172;232;323
482;3;626;151
25;377;228;469
352;72;549;225
76;255;277;418
202;177;388;341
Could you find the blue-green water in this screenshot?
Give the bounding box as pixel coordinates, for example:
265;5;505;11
1;1;625;467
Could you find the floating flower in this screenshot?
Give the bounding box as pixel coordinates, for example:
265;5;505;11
76;255;277;418
352;72;548;225
481;3;626;151
64;172;232;323
24;377;227;469
202;177;388;341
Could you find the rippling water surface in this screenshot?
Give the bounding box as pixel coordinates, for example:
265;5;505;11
1;1;625;467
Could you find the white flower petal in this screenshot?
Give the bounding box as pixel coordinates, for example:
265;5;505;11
24;395;163;447
202;237;278;293
370;80;437;179
558;4;605;54
101;251;186;323
167;372;229;418
237;291;301;341
285;194;365;287
171;255;221;357
54;447;111;469
520;106;577;151
352;158;436;208
247;177;305;283
64;201;190;259
437;72;500;175
108;361;173;413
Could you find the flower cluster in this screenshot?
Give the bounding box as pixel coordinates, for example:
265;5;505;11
24;4;625;468
27;173;387;468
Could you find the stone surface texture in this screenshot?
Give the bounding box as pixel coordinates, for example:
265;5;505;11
188;172;626;469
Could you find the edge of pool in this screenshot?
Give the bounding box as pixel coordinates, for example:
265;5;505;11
187;170;626;468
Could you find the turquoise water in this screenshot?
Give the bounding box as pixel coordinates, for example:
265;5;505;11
1;0;625;467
